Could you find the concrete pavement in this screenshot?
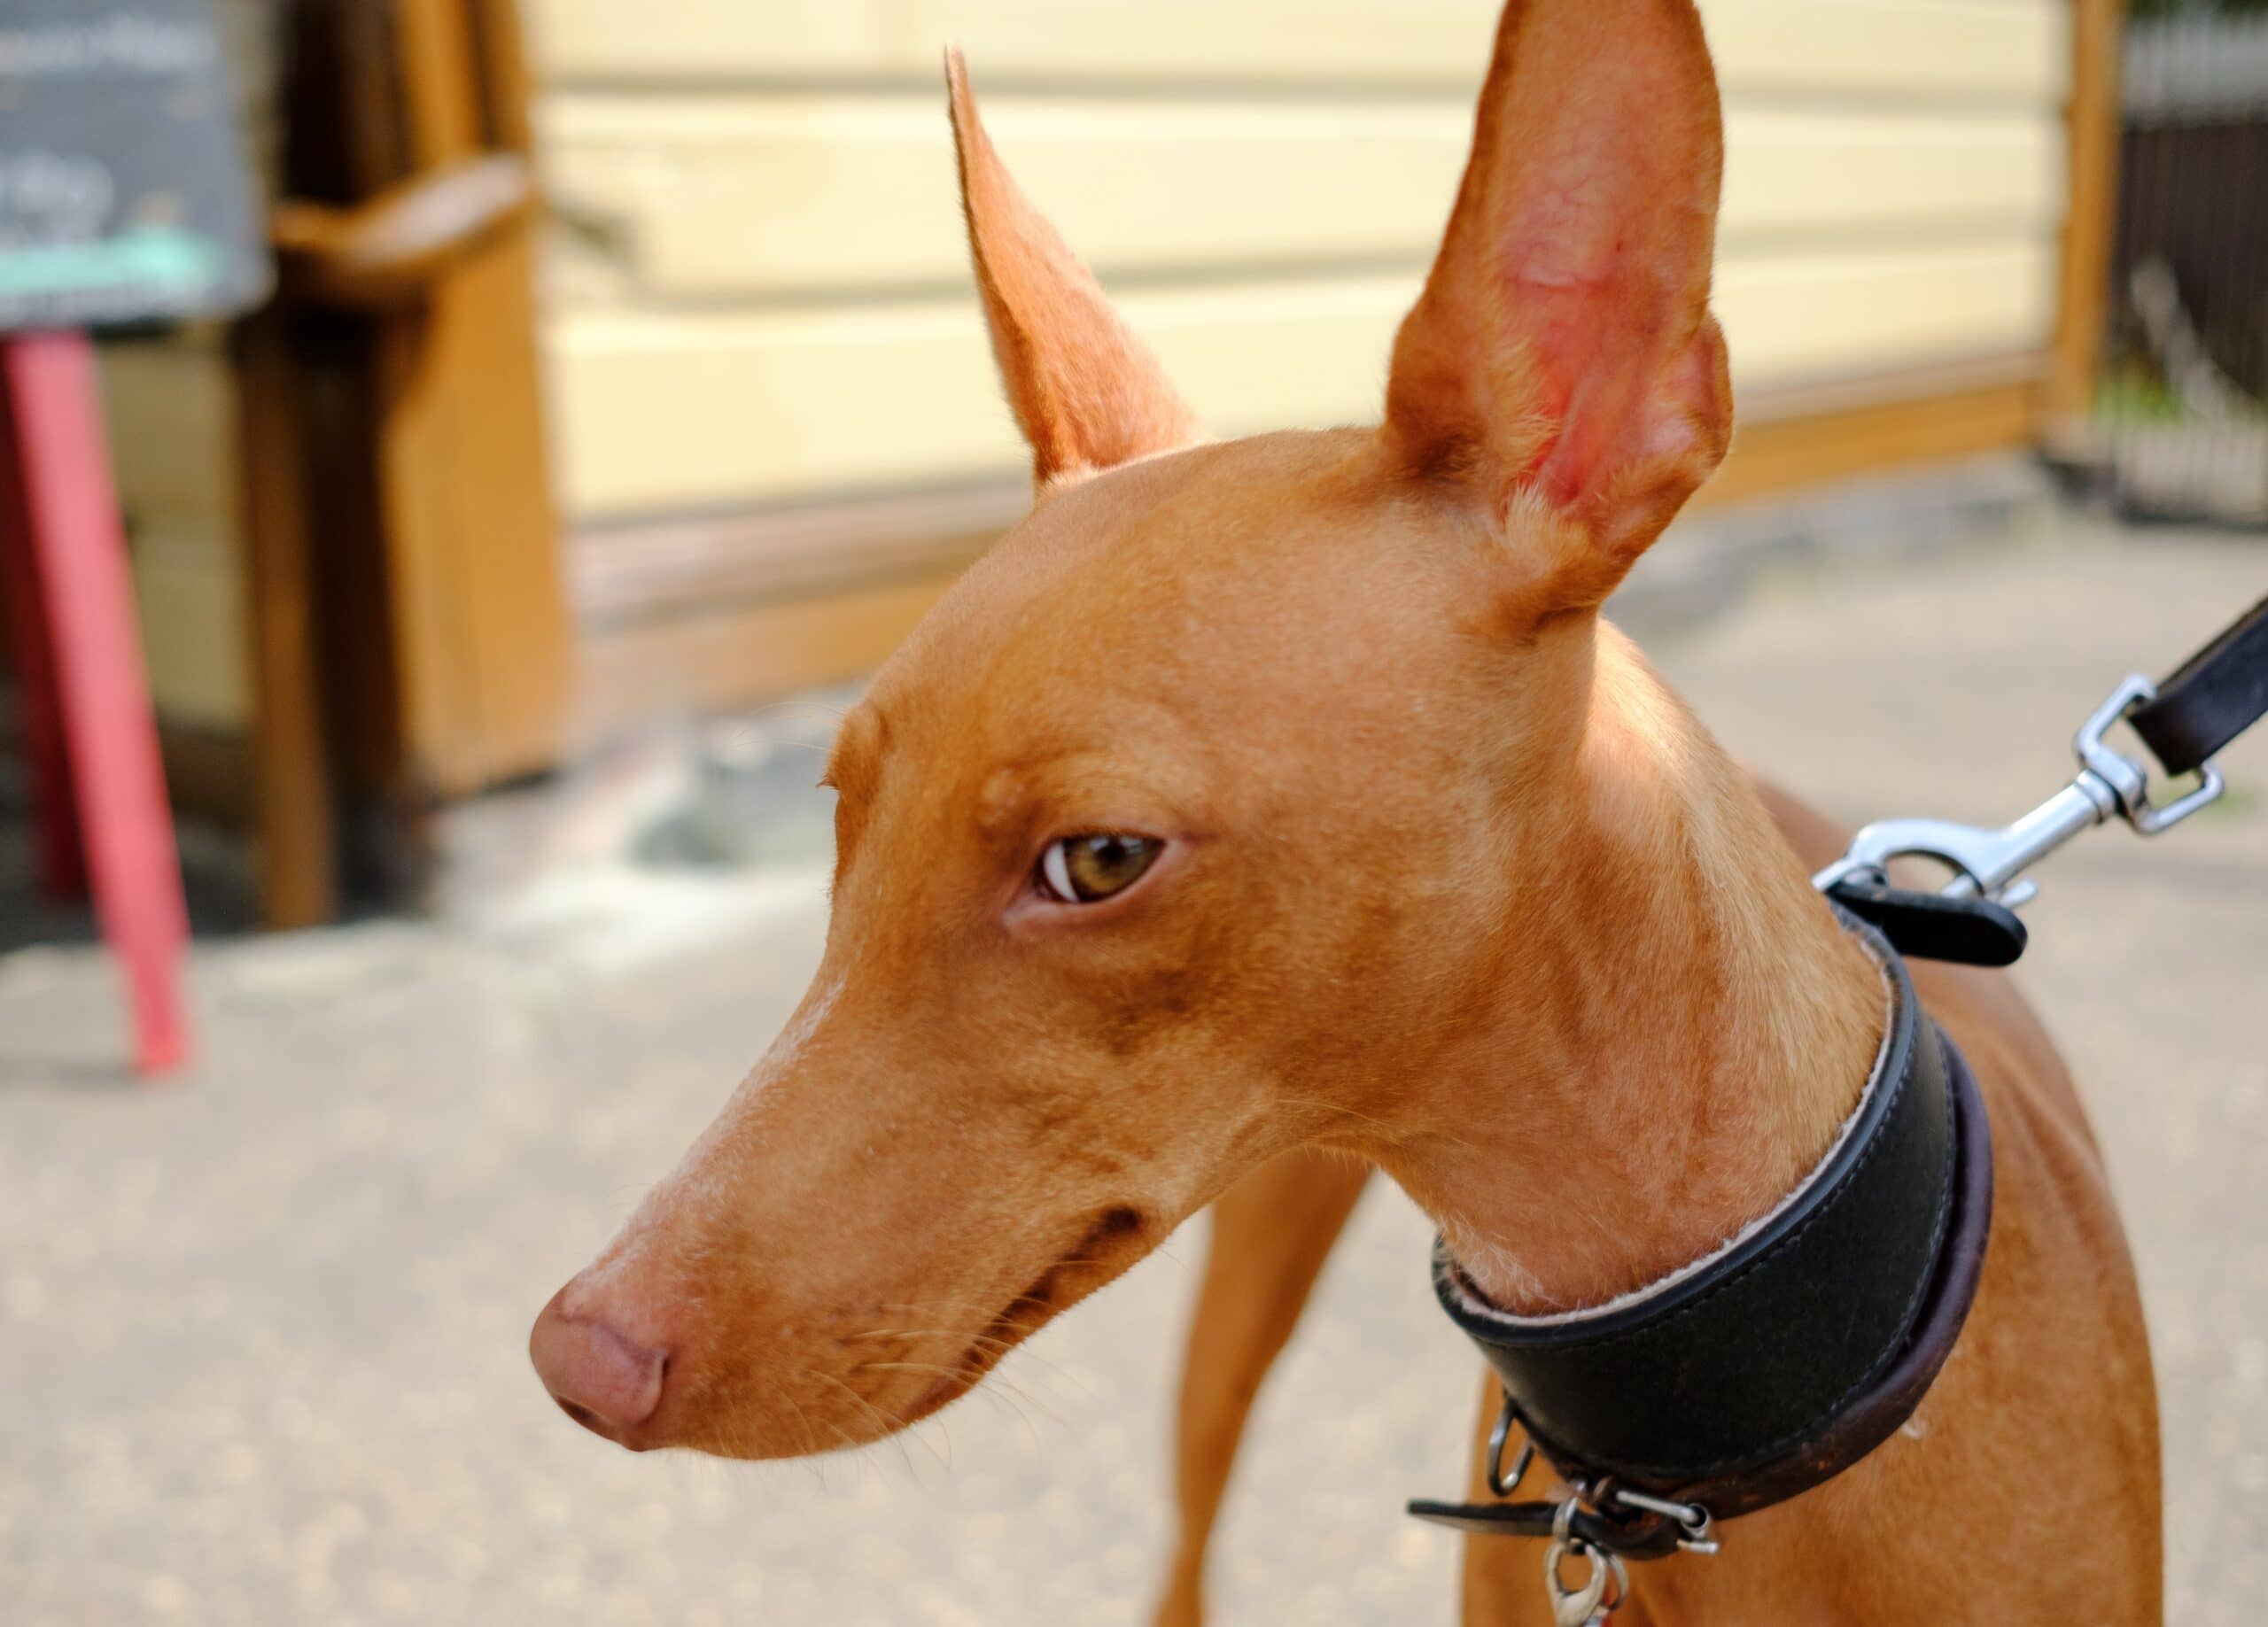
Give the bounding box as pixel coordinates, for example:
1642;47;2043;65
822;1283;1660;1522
2;510;2262;1624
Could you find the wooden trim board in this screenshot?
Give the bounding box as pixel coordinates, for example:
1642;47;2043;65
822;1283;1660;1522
569;376;2047;739
2050;0;2125;416
576;562;970;743
1699;379;2044;508
572;481;1026;629
571;354;2050;631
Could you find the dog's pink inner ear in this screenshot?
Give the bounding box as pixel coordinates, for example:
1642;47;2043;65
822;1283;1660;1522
1385;0;1732;603
945;50;1202;489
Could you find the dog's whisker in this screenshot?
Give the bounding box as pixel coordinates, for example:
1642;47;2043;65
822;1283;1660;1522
811;1369;943;1474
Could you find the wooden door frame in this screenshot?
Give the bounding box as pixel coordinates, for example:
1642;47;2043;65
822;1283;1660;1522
370;0;571;798
2052;0;2128;420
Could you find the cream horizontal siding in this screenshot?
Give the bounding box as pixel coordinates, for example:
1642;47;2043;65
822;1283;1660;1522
128;523;252;731
541;98;1468;297
554;238;2056;515
97;334;252;731
542;99;2062;299
529;1;1499;88
528;0;2066;100
528;0;2073;525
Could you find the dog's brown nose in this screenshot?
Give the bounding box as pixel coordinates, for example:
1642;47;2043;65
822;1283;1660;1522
529;1288;667;1441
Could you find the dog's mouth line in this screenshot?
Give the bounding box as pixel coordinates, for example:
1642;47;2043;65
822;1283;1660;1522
904;1205;1148;1422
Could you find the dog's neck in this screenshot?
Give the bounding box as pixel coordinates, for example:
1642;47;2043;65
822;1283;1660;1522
1366;622;1886;1315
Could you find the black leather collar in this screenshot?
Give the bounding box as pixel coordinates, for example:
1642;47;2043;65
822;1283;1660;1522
1410;917;1994;1557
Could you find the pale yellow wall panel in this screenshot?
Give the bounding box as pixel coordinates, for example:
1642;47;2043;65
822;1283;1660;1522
1705;0;2067;102
1717;238;2056;383
129;525;252;731
551;302;1009;516
549;238;2054;517
529;0;1501;87
542;98;1465;296
543;97;2062;298
98;332;243;531
95;332;252;731
548;275;1409;516
1720;108;2063;244
528;0;2062;99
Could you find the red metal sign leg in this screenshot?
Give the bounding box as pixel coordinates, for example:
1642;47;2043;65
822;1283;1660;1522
0;331;191;1076
0;390;87;903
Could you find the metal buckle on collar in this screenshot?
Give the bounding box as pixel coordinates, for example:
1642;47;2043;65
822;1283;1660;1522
1469;1387;1729;1553
1814;672;2228;915
1439;1388;1721;1625
1603;1485;1720;1556
1538;1485;1720;1623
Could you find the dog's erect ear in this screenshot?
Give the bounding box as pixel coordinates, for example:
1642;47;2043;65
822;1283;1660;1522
1384;0;1731;607
946;51;1202;489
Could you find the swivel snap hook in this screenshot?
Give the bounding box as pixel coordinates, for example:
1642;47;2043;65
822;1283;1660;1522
1543;1499;1629;1627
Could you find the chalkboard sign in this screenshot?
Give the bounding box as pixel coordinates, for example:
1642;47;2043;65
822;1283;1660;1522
0;0;270;331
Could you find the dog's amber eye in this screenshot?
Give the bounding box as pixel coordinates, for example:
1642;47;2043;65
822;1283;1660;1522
1038;834;1161;904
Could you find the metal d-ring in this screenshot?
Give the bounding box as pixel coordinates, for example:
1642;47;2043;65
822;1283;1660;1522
1486;1388;1535;1499
2074;673;2228;836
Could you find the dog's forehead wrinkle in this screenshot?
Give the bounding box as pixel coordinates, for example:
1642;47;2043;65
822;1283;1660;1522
880;460;1477;779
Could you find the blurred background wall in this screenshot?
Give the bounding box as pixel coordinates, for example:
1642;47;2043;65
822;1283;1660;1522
16;0;2138;927
2100;4;2268;522
532;0;2078;727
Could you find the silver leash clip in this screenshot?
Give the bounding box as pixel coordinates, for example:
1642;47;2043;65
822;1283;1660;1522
1814;673;2228;910
1544;1499;1629;1627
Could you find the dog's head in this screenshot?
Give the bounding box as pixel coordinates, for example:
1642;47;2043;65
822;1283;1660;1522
532;0;1731;1457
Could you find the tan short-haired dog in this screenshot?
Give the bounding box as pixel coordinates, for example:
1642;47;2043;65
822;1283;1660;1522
532;2;2161;1619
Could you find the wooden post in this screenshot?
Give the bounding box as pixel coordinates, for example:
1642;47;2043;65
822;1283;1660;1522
370;0;571;797
2051;0;2129;422
235;312;338;928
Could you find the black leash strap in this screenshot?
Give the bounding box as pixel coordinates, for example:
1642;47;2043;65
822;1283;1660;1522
2129;593;2268;778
